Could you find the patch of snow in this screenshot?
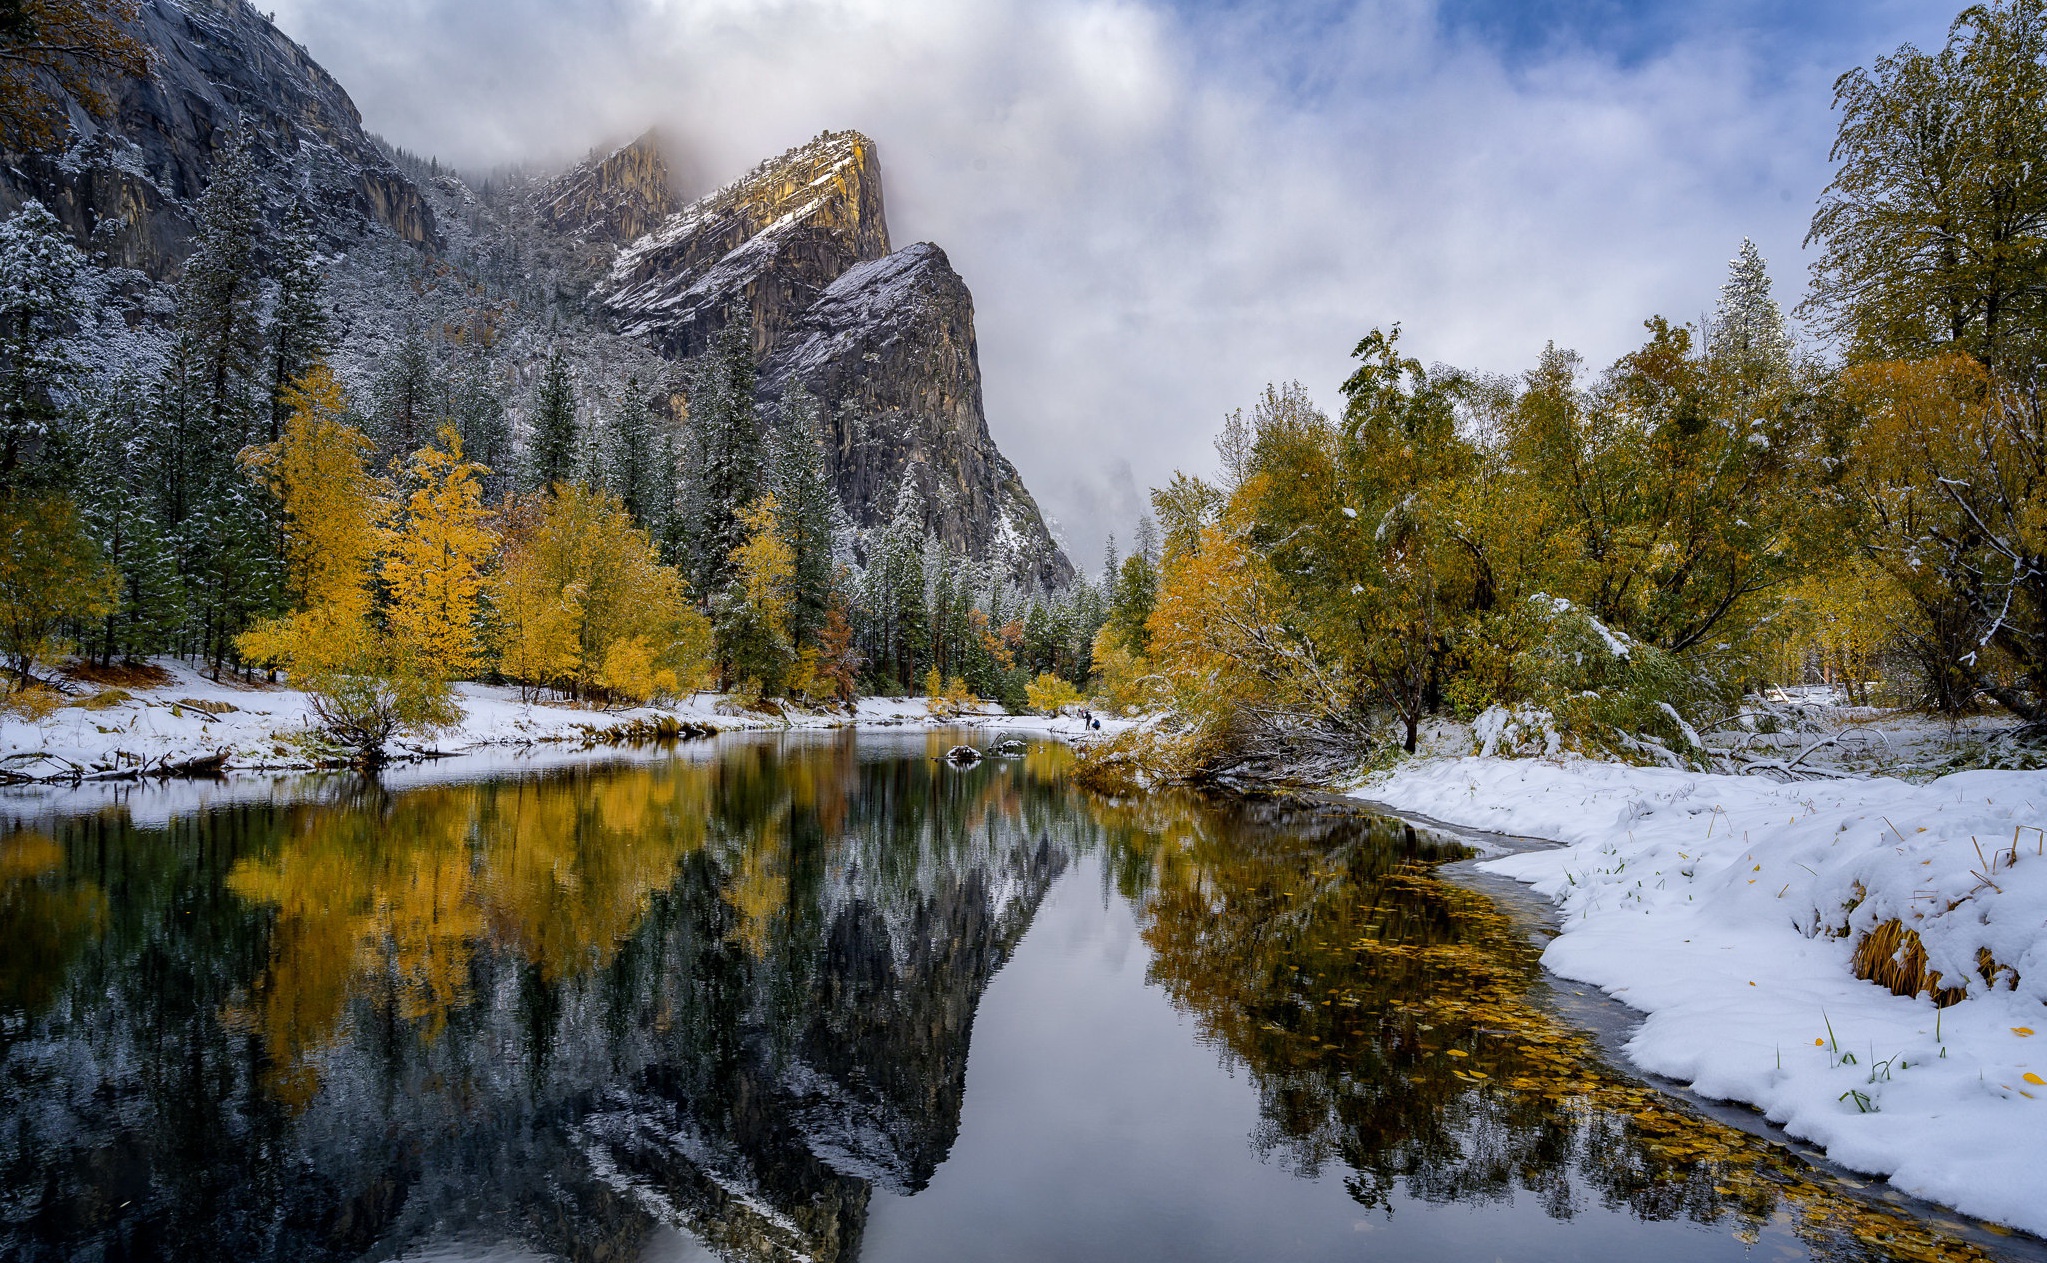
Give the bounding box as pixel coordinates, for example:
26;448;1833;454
1351;754;2047;1236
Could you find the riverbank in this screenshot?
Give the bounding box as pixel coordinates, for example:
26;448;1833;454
1349;753;2047;1238
0;659;1112;783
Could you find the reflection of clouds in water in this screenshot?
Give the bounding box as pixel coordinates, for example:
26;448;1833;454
265;0;1951;563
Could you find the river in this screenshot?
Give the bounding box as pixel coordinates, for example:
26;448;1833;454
0;732;2025;1262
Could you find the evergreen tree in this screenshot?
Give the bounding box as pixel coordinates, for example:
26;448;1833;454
1710;239;1791;376
374;328;437;469
605;377;665;531
174;133;266;448
265;197;329;443
528;345;579;490
0;199;84;492
681;323;765;598
771;386;837;648
75;374;185;662
861;475;929;692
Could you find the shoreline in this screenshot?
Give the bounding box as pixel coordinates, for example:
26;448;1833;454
0;658;1118;787
1340;753;2047;1239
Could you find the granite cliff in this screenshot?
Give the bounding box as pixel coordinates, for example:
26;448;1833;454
592;132;1076;590
0;0;434;276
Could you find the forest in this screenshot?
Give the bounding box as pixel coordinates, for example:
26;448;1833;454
0;0;2041;773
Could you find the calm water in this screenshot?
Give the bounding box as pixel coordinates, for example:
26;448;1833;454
0;733;2017;1263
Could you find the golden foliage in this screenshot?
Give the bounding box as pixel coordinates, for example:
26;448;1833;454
492;483;711;702
1023;672;1081;715
0;0;149;152
0;492;117;686
381;428;494;678
243;365;382;619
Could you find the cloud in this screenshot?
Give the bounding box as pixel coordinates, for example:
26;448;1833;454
267;0;1947;568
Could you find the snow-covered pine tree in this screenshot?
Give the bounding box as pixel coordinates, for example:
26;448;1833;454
861;474;929;692
447;338;512;501
604;376;664;532
374;328;437;469
0;199;85;492
527;345;578;491
771;386;837;649
154;134;280;669
264;197;329;443
172;133;265;449
75;373;186;661
1710;239;1791;375
681;323;765;598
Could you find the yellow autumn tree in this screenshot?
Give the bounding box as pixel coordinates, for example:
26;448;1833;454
715;494;797;695
241;365;381;622
493;484;713;703
237;365;461;763
382;428;494;678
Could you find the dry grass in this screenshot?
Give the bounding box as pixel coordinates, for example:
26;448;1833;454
1850;919;2019;1007
66;661;173;689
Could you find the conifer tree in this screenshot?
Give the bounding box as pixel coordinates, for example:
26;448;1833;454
374;328;437;469
604;376;664;531
265;197;329;443
681;323;765;599
528;346;579;490
0;199;84;491
75;374;185;661
771;387;837;649
1710;239;1791;378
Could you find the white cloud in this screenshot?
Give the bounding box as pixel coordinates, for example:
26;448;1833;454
267;0;1947;566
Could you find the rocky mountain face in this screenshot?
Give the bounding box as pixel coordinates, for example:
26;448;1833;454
540;129;679;246
596;132;1076;589
0;0;434;277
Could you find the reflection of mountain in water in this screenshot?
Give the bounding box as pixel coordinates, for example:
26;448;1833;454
0;737;1073;1263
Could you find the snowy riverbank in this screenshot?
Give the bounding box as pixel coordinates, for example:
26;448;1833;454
1352;754;2047;1237
0;659;1112;783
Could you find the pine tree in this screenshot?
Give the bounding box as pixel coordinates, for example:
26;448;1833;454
861;475;929;692
605;376;664;531
0;199;84;492
681;323;765;599
528;346;578;490
75;374;185;662
374;328;437;469
265;197;329;443
1711;239;1791;375
771;387;837;649
174;133;265;449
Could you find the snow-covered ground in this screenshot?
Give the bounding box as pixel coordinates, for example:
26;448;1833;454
0;659;1116;782
1353;753;2047;1237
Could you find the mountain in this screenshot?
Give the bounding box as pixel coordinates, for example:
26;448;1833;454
540;129;679;246
594;133;1076;589
0;0;434;276
8;0;1075;592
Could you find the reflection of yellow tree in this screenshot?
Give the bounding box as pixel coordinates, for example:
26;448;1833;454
226;766;714;1107
0;831;104;1016
1100;801;1991;1263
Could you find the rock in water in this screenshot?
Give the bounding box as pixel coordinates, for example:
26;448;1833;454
945;745;983;767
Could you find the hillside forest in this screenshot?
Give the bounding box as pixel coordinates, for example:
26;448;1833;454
0;0;2042;770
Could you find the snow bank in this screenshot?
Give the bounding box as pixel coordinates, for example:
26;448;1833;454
1355;755;2047;1236
0;659;1121;781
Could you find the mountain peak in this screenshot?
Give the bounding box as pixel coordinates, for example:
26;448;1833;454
603;129;890;360
541;129;679;244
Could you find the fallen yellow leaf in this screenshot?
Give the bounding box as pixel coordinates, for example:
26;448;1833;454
1446;1049;1469;1058
2023;1072;2045;1086
2013;1027;2035;1037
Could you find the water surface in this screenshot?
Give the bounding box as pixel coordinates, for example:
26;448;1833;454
0;733;2015;1262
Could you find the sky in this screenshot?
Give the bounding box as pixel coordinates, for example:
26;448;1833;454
267;0;1955;570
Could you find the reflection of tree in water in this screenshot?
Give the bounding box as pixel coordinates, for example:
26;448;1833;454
1095;794;1990;1263
0;739;1076;1263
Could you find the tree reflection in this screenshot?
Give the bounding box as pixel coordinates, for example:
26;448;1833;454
1094;793;1991;1262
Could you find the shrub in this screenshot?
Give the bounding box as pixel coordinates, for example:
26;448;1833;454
1024;672;1082;716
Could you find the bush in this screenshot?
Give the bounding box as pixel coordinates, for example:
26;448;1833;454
1025;672;1082;716
924;668;980;718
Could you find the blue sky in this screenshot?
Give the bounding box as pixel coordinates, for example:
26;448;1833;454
272;0;1959;563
